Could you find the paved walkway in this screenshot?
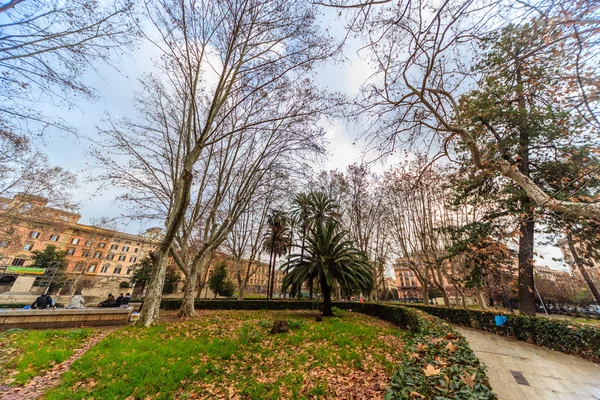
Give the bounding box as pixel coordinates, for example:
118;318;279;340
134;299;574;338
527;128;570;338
455;327;600;400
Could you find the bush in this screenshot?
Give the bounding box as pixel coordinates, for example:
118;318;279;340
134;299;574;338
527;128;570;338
402;304;600;363
119;282;130;289
332;303;496;399
158;298;322;311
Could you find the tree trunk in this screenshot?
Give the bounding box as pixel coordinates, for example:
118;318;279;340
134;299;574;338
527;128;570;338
238;280;246;300
321;276;333;317
567;234;600;304
266;249;274;300
135;252;169;327
476;287;488;310
440;285;451;308
269;255;277;299
422;282;429;304
178;268;198;318
136;169;193;327
518;212;536;316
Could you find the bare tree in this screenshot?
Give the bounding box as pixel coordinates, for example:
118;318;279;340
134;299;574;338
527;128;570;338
327;0;600;219
0;0;135;138
95;0;335;325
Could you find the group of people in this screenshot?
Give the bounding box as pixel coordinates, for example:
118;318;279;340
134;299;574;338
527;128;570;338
30;293;55;309
30;291;131;309
98;293;131;308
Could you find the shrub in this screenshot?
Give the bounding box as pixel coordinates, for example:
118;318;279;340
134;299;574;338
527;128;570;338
332;303;496;399
402;304;600;363
119;282;130;289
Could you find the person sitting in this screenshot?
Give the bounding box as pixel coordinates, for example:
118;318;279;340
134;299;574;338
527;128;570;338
31;293;52;309
114;293;124;307
66;290;86;309
120;293;131;308
98;293;115;308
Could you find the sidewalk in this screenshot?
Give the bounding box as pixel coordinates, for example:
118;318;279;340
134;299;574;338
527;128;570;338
455;326;600;400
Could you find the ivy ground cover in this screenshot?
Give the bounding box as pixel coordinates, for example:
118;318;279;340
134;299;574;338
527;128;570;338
45;309;407;399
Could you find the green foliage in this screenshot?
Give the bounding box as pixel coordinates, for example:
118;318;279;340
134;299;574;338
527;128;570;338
208;262;235;298
130;257;178;295
119;281;130;289
331;303;496;399
282;221;374;316
30;245;67;292
0;328;94;386
403;304;600;363
129;257;152;293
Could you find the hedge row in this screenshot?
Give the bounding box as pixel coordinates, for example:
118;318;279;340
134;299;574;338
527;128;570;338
158;299;496;399
333;303;496;399
402;303;600;363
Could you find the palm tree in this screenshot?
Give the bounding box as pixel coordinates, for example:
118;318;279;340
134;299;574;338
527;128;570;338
291;191;341;299
282;221;374;316
262;210;291;299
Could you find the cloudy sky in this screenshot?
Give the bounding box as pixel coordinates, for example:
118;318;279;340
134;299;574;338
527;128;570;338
31;4;566;270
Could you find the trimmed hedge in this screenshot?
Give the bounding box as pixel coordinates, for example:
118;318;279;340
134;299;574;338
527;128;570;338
159;298;322;311
157;299;496;399
402;303;600;363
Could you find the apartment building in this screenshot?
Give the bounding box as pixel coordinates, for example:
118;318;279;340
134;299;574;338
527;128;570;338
0;193;162;294
394;258;424;300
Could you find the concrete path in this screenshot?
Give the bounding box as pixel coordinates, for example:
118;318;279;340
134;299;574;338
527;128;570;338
455;327;600;400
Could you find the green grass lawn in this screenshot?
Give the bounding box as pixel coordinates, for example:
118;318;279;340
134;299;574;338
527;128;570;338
0;328;96;386
46;309;407;399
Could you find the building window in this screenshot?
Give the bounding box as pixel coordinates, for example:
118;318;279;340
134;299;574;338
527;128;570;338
118;255;126;261
66;248;75;256
0;241;8;248
49;235;60;241
101;265;109;273
71;238;80;244
23;243;34;250
30;231;40;239
20;203;32;213
134;248;139;253
126;268;133;275
106;254;115;261
11;258;26;266
85;240;92;246
110;244;118;250
93;251;102;259
129;256;137;263
98;243;106;248
59;215;69;222
125;241;131;245
82;250;90;257
113;267;122;274
87;264;96;272
122;246;130;252
75;263;83;271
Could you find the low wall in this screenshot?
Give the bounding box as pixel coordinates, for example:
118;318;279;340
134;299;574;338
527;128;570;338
0;308;133;330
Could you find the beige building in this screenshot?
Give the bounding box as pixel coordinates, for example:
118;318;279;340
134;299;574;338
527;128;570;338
0;193;163;296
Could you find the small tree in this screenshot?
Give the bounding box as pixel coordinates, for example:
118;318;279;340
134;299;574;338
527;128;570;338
130;257;152;294
30;245;67;293
208;262;235;298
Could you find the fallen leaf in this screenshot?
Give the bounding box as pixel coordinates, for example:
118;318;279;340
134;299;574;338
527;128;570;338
423;364;441;377
445;341;458;353
416;343;427;352
460;371;476;389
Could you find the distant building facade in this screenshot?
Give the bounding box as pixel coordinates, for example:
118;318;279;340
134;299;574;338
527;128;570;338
0;193;163;296
394;258;424;300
